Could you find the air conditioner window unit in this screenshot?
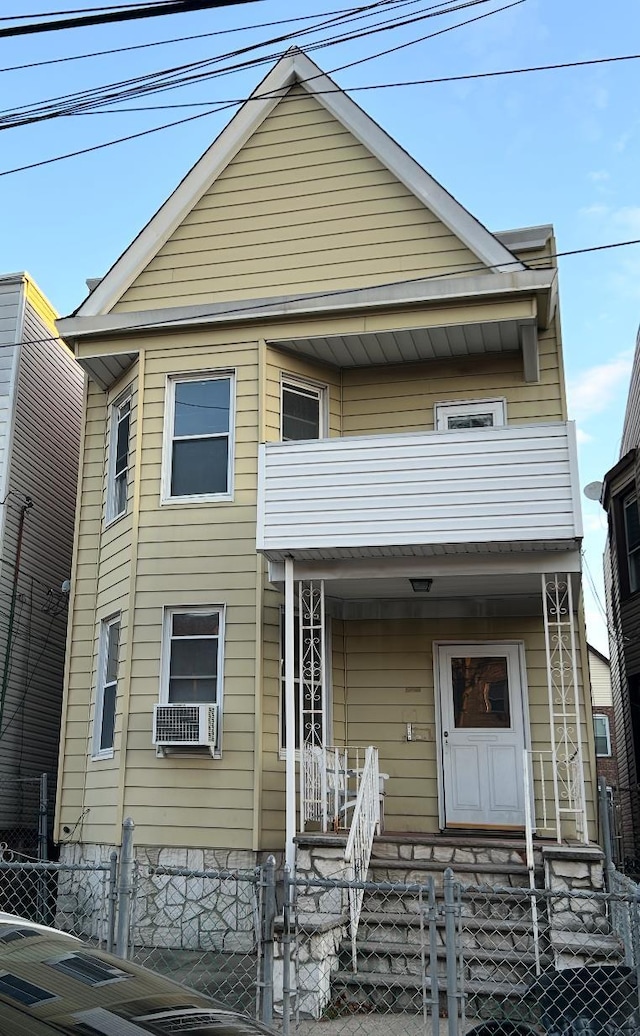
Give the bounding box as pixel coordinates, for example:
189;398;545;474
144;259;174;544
153;703;218;757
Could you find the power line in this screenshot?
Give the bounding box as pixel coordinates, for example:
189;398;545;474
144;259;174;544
9;236;640;354
0;1;520;158
0;0;480;127
0;2;178;20
49;52;639;116
0;0;266;40
0;2;390;74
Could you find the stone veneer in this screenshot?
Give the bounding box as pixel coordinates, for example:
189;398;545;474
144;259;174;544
57;842;260;952
542;844;618;968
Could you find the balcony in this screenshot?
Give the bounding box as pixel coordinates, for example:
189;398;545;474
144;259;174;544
257;422;582;562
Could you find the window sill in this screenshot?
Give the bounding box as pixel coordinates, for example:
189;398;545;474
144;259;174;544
160;493;233;506
104;511;127;531
91;749;114;762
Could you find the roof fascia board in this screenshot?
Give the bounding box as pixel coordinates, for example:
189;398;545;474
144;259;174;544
288;51;524;274
58;269;554;341
75;53;299;318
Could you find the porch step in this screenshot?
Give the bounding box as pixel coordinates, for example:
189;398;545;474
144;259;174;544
367;857;535;882
340;938;547;972
329;969;531;1013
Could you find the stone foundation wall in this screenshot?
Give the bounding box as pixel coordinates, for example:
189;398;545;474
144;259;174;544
542;844;617;968
57;842;260;952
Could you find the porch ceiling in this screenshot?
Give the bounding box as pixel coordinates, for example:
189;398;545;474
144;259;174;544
266;317;535;372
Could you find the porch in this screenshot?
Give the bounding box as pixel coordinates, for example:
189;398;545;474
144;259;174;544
266;561;590;878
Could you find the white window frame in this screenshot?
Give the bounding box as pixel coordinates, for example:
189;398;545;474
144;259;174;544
623;492;640;593
160;605;225;756
434;397;507;431
106;392;131;525
280;375;327;441
593;713;612;757
92;615;120;761
161;371;235;504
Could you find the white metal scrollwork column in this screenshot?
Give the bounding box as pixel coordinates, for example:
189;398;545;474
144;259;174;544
541;573;588;843
299;580;326;832
298;581;326;749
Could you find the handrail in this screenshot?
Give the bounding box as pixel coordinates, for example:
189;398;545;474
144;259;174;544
343;745;380;972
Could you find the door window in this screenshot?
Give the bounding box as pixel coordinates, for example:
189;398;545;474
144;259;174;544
451;655;511;729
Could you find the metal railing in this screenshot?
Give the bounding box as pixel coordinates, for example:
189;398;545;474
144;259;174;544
344;745;380;971
301;744;371;832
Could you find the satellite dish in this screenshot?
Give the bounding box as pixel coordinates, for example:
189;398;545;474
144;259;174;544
583;481;603;501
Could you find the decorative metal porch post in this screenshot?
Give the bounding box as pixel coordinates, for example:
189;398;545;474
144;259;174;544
284;557;296;872
541;573;589;843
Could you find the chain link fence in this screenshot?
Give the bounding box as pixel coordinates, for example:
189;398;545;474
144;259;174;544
2;825;640;1036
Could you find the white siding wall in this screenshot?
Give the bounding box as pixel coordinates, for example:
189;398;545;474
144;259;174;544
258;422;581;559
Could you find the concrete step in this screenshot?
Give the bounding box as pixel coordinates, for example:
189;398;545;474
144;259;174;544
340;938;547;973
330;969;531;1013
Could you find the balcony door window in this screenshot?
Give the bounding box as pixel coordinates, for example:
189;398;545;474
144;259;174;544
281;378;325;441
435;398;506;430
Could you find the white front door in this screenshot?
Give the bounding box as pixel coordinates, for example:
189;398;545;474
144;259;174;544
438;643;527;829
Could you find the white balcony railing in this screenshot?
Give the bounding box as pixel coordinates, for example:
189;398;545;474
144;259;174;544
257;422;582;561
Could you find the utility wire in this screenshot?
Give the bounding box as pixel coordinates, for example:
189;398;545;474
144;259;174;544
0;0;267;40
0;1;521;155
0;2;402;74
50;52;639;115
0;0;481;126
1;2;179;20
9;236;640;354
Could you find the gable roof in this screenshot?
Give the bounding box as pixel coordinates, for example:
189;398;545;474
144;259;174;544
75;48;523;319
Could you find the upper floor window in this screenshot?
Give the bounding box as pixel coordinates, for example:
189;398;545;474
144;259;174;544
163;373;234;501
623;492;640;593
281;378;325;440
107;394;131;522
593;714;612;757
93;615;120;760
435;398;506;431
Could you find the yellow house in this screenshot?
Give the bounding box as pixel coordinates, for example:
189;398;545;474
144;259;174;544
55;49;596;886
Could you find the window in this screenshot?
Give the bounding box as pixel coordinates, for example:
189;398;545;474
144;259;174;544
281;378;325;440
623;492;640;593
164;373;234;501
0;973;56;1006
435;398;506;431
46;952;130;987
107;394;131;522
162;607;223;706
594;714;612;757
93;616;120;759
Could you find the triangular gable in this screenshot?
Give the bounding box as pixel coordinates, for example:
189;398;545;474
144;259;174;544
77;49;523;318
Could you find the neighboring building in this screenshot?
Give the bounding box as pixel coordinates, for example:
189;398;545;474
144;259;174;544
602;325;640;869
0;273;84;853
55;49;596;892
588;643;618;790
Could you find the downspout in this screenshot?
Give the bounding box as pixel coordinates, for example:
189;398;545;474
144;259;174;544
0;495;34;731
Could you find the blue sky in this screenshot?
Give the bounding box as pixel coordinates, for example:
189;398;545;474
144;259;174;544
2;0;639;653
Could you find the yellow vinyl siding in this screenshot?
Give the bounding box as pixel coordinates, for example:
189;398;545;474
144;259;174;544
265;347;341;441
114;87;486;313
258;614;594;841
114;339;260;849
342;332;565;436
